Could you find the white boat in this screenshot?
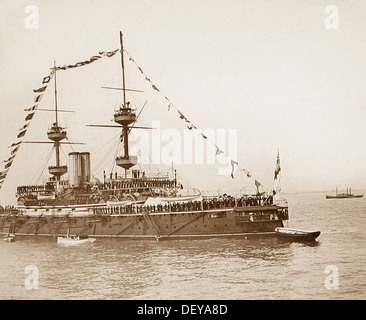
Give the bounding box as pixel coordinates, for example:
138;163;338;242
57;228;96;245
57;234;96;245
3;234;16;242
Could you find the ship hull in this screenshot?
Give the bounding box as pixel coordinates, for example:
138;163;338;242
0;206;287;240
325;195;363;199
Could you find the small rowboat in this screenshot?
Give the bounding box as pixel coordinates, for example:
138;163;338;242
275;227;320;241
57;234;96;245
57;228;96;245
3;234;16;242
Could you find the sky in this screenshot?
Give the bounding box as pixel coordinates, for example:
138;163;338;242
0;0;366;204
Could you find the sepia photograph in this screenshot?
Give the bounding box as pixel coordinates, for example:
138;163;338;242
0;0;365;306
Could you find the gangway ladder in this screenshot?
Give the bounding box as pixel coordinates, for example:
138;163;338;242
47;217;57;238
142;212;161;241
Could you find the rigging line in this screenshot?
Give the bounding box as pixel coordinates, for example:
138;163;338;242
31;146;54;185
59;145;68;164
92;133;121;175
127;51;263;186
65;136;75;153
129;130;162;175
109;137;121;175
89;130;120;158
90;131;121;174
92;141;116;175
126;50;238;167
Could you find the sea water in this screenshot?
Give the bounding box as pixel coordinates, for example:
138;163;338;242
0;191;365;300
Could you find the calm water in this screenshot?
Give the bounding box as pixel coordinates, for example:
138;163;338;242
0;192;365;300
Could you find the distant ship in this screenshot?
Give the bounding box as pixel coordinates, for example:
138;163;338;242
326;187;363;199
0;32;289;240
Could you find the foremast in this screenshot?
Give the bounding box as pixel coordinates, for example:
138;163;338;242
115;31;137;173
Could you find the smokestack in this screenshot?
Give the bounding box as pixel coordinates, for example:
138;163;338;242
80;152;90;184
69;152;80;187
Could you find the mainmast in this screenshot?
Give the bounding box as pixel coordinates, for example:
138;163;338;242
120;32;127;109
54;61;58;124
115;31;137;173
47;62;68;181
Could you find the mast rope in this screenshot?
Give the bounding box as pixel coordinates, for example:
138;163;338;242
124;50;272;192
0;49;119;190
30;146;55;185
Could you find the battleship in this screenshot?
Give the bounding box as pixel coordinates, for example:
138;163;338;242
0;32;289;240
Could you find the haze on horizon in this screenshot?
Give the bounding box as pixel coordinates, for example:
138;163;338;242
0;0;365;205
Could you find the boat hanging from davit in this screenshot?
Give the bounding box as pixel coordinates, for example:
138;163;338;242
0;31;299;241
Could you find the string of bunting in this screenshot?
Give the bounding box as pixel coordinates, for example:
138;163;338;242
0;48;119;190
124;50;266;191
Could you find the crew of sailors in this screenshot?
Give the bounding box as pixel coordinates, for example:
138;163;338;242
91;195;275;215
99;179;176;191
17;184;55;193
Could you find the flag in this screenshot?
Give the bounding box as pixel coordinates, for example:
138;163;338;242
0;169;9;179
99;49;118;57
10;141;21;148
25;112;35;121
215;145;224;156
274;150;281;180
18;123;30;131
17;129;27;138
273;149;281;199
11;146;20;155
255;180;261;189
241;169;251;178
33;86;47;93
230;160;238;179
3;155;16;163
25;105;37;111
34;94;43;103
42;75;51;84
5;161;13;169
90;55;102;61
177;110;186;120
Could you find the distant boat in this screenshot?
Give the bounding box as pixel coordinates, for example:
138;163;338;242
275;227;320;241
326;187;363;199
3;233;16;242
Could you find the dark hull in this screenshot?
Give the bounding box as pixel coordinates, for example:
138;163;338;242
326;195;363;199
0;207;287;240
275;228;320;242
